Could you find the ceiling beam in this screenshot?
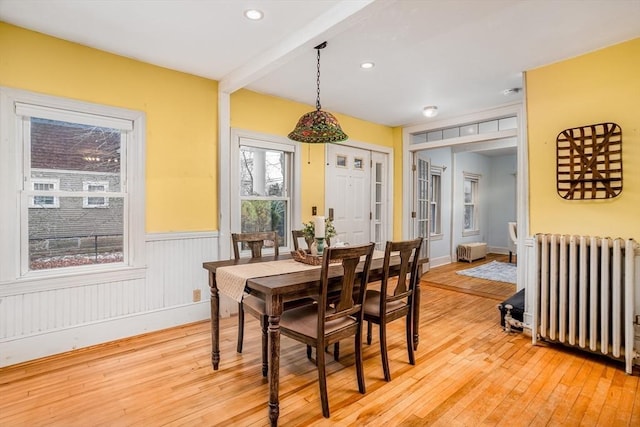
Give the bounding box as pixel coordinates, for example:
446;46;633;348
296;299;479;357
219;0;381;94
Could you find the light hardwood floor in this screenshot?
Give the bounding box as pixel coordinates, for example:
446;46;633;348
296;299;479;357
1;255;638;426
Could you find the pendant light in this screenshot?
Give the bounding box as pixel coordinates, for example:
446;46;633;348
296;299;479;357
288;42;348;143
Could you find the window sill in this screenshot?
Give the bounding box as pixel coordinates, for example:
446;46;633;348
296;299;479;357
462;230;480;237
430;233;444;241
0;265;147;297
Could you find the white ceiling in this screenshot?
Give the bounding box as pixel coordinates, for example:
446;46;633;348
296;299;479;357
1;0;639;127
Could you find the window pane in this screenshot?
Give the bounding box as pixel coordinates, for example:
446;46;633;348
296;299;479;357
430;203;436;233
34;196;55;206
240;200;288;249
464;179;472;203
31;117;121;192
464;205;474;230
240;146;285;197
29;196;124;270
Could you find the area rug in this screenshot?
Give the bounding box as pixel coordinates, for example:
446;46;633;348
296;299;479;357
456;260;517;284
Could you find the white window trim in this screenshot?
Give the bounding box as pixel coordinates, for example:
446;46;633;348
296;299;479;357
29;178;60;208
82;181;110;208
0;87;146;291
229;129;301;256
462;172;480;237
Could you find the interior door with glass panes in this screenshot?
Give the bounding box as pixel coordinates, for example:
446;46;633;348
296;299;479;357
412;153;431;262
370;151;388;250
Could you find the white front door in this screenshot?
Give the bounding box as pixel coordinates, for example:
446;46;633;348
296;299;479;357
325;144;371;245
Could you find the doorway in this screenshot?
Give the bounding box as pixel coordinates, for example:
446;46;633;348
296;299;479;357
325;143;390;249
413;143;517;266
403;104;528;278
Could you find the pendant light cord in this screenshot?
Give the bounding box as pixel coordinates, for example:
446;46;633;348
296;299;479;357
314;41;327;111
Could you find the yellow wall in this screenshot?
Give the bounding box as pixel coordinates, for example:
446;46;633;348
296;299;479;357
0;23;218;233
1;23;401;237
231;89;398;232
526;38;640;239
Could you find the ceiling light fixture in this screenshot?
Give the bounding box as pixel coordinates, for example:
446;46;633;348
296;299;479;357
422;106;438;118
360;62;375;69
288;42;348;144
244;9;263;20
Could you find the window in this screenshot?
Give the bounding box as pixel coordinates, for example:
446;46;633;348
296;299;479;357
0;87;145;284
463;173;480;235
29;178;60;208
430;168;442;237
83;181;110;208
238;144;291;252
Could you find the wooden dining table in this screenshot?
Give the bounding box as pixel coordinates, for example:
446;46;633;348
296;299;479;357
203;252;424;426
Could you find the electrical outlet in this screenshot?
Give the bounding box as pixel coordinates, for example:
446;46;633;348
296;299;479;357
193;289;201;302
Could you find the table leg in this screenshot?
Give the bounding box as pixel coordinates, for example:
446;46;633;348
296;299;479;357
267;301;283;426
209;272;220;370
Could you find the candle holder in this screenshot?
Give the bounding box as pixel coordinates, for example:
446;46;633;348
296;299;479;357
315;237;325;256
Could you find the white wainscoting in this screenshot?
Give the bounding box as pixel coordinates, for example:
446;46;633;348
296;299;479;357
0;231;238;367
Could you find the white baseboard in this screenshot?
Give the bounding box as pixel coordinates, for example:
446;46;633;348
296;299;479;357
429;255;451;268
490;246;509;255
0;301;210;368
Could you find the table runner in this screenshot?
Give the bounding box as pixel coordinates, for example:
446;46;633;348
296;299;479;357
217;250;386;302
216;259;320;302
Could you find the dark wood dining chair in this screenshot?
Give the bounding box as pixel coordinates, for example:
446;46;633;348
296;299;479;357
232;231;278;377
291;229;306;251
232;231;314;377
292;229;330;251
363;238;422;381
279;242;375;418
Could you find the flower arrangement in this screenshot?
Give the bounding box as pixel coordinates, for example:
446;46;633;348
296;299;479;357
302;217;336;241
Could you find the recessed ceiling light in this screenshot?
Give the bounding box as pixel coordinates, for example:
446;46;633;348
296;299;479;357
360;62;375;69
422;106;438;118
244;9;263;20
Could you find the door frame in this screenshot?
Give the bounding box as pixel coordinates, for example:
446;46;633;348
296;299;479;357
402;102;529;288
325;139;393;248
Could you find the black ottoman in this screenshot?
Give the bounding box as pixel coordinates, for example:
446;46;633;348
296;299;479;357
498;288;525;331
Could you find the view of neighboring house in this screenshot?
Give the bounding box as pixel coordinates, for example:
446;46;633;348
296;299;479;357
28;118;123;269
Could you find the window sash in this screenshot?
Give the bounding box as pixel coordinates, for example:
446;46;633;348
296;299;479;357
29;178;60;208
0;86;145;286
463;175;479;232
21;117;129;274
83;181;110;208
238;144;292;252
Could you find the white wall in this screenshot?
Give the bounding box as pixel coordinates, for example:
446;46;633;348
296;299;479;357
453;151;492;251
487;154;517;253
0;232;235;367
